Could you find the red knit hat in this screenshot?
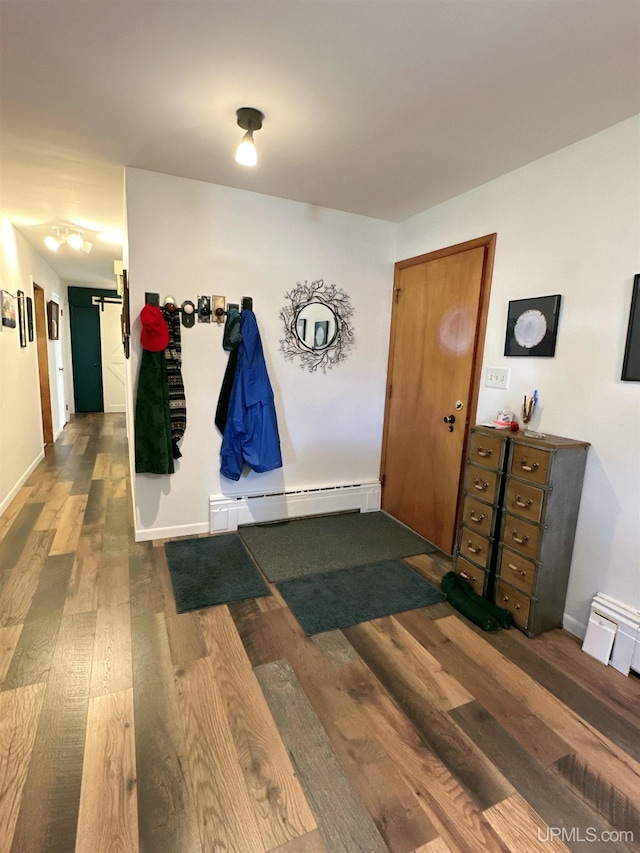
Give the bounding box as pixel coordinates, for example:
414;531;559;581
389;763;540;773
140;304;169;351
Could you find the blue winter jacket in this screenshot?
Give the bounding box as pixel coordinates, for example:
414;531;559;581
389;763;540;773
220;310;283;481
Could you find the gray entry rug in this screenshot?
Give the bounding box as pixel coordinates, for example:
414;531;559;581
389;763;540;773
238;511;436;583
276;559;446;635
164;534;270;613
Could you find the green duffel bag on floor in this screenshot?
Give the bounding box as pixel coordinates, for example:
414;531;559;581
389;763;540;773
441;571;513;631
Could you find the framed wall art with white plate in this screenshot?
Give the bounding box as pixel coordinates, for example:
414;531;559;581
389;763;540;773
504;294;561;357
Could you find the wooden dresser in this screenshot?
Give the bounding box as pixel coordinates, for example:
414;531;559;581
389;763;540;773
454;426;590;637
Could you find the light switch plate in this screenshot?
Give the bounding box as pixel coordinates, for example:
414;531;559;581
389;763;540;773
485;366;510;389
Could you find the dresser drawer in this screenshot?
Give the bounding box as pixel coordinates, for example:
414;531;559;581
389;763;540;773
502;512;541;560
497;545;537;596
460;494;495;538
510;444;550;485
455;557;490;596
495;579;531;631
465;464;500;505
458;526;491;571
468;431;505;471
504;479;544;523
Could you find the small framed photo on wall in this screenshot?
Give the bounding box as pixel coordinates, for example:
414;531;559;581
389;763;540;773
1;290;16;328
621;273;640;381
47;300;59;340
504;294;561;357
17;290;27;347
26;296;34;342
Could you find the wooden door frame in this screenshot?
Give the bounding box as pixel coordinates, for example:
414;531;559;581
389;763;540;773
380;233;497;540
33;283;54;444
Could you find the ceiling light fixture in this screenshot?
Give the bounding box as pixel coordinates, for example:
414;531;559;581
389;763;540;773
45;233;63;252
44;227;92;254
235;107;264;167
66;232;84;250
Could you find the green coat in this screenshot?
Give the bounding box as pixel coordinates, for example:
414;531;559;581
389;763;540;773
134;350;174;475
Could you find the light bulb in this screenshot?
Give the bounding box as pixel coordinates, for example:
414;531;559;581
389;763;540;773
45;235;61;251
67;232;84;250
235;132;257;166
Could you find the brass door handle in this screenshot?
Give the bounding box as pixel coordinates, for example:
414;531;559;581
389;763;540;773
476;447;492;457
508;563;526;577
466;541;481;554
520;458;539;472
469;511;485;523
474;479;489;491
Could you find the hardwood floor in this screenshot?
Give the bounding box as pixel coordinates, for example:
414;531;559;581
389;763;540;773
1;413;639;853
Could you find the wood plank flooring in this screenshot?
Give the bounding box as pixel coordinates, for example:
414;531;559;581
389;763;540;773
0;414;638;853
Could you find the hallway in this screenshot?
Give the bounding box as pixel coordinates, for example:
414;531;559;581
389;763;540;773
0;414;639;852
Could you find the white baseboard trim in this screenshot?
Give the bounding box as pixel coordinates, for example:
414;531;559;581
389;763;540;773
134;521;210;542
561;614;587;641
0;450;45;518
209;481;382;533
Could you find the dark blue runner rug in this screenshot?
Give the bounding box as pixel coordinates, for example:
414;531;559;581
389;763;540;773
276;558;446;635
165;534;270;613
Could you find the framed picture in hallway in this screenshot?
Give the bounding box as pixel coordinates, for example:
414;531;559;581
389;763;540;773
504;294;561;357
17;290;27;347
26;296;34;341
1;290;16;328
621;273;640;381
47;299;59;340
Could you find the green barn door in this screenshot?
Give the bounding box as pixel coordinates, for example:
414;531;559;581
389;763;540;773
70;304;104;412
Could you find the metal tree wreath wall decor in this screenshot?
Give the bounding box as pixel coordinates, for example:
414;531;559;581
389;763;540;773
279;279;355;372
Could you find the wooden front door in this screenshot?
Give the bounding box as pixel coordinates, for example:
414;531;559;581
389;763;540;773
70;304;104;412
380;235;496;553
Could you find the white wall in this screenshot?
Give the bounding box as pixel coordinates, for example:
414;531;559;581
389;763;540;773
125;169;397;539
397;116;640;636
0;213;68;514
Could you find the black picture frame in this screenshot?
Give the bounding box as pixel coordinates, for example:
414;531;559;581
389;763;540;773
122;269;130;358
1;290;16;327
621;273;640;381
504;294;561;357
26;296;34;342
17;290;27;347
47;300;59;340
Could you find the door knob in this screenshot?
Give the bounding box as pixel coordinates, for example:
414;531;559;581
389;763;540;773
443;415;456;424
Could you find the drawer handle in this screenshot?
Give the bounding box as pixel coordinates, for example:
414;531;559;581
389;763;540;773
501;595;521;610
460;570;476;582
511;530;530;544
508;563;526;577
476;447;492;457
474;478;489;491
520;458;539;472
515;495;533;508
469;510;485;523
466;541;481;554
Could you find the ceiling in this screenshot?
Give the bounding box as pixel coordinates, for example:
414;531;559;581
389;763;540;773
1;1;639;288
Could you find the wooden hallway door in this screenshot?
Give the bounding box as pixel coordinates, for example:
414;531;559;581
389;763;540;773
380;235;496;553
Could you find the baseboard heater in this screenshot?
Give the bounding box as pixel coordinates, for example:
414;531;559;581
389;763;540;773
582;592;640;676
209;481;381;533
